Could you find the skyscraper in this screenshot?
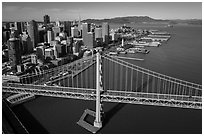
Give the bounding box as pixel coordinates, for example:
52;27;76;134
27;20;38;48
14;22;22;35
64;21;71;37
47;30;54;43
95;27;102;40
102;22;109;44
86;32;95;49
82;23;91;47
71;27;79;38
7;38;22;69
44;15;50;25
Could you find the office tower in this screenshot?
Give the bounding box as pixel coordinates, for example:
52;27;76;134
73;40;82;53
39;29;46;43
7;38;22;68
52;26;61;38
47;30;54;43
14;22;22;35
82;23;91;47
86;32;95;49
82;23;91;38
102;22;109;44
71;27;79;38
21;34;33;54
27;20;39;48
95;27;102;40
66;37;73;54
2;31;10;44
36;46;45;60
53;44;66;58
44;15;50;25
64;21;71;37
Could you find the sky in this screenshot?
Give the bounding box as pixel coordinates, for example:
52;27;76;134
2;2;202;22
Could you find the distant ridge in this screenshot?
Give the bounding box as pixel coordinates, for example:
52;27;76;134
82;16;202;25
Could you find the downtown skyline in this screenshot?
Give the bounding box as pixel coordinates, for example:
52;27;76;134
2;2;202;22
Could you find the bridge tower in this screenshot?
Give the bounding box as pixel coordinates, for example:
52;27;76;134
94;51;103;128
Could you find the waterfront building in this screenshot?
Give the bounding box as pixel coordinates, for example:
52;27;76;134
7;38;22;69
27;20;39;48
44;15;50;25
71;27;79;38
102;22;109;44
64;21;71;37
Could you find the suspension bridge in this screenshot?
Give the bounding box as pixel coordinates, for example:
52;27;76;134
2;52;202;133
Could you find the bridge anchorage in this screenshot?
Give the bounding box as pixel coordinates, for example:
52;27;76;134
77;52;104;133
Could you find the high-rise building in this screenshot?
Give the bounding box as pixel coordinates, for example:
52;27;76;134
53;44;66;58
44;15;50;25
47;30;54;43
73;40;82;54
82;23;91;38
71;27;79;38
2;31;10;44
14;22;22;35
27;20;39;48
21;34;33;54
36;46;45;60
7;38;22;68
102;22;109;44
52;26;61;38
64;21;71;37
86;32;95;49
82;23;91;47
95;27;102;40
66;37;73;54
